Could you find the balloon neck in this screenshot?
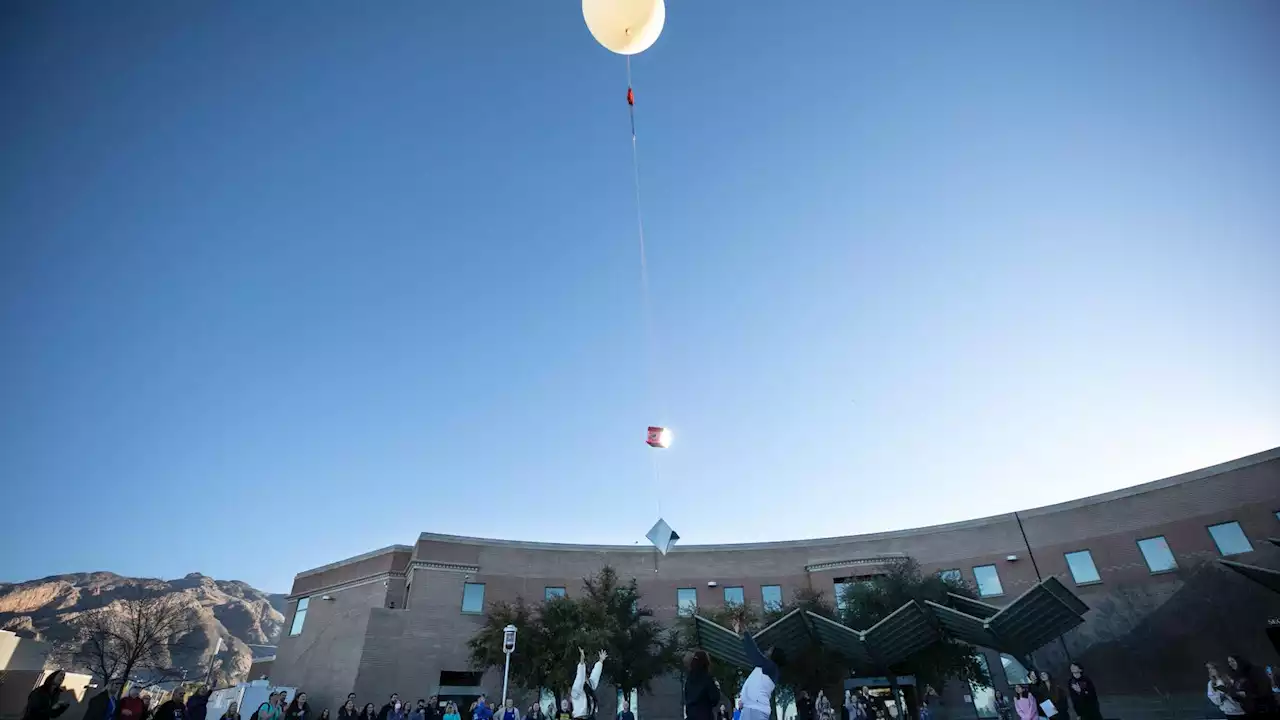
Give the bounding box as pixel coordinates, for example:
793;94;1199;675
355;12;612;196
625;27;632;36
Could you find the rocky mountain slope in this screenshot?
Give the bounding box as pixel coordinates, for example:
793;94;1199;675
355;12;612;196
0;572;286;683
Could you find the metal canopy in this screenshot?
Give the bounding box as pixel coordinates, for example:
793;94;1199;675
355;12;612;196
693;577;1089;671
754;608;813;664
946;593;1001;620
988;577;1088;653
805;611;875;669
1219;559;1280;595
862;601;941;667
926;601;1001;649
692;614;751;668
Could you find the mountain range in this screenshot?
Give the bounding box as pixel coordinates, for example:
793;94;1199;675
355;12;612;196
0;571;287;683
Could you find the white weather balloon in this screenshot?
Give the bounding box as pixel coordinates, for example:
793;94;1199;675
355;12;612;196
582;0;666;55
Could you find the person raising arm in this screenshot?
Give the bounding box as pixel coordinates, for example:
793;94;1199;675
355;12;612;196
571;649;606;720
733;619;783;720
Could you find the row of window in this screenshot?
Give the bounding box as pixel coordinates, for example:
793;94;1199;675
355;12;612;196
292;517;1275;634
939;519;1263;598
676;584;784;616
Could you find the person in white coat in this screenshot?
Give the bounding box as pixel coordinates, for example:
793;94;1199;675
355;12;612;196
571;649;607;720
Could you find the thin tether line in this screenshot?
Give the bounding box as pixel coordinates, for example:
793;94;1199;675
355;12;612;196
626;54;665;518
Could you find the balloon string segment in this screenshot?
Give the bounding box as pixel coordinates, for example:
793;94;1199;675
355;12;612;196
626;55;664;516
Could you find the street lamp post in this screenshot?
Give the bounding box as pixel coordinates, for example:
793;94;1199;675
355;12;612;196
501;625;518;706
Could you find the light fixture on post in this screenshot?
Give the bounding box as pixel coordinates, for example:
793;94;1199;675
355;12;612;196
501;624;518;704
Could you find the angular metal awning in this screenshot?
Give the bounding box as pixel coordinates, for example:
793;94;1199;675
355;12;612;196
929;577;1088;656
805;611;874;669
946;593;1001;620
862;601;941;667
692;614;751;668
925;601;1001;649
991;577;1088;653
754;608;814;665
1219;559;1280;595
695;577;1089;671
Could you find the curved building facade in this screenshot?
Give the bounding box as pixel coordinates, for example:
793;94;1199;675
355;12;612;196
273;448;1280;720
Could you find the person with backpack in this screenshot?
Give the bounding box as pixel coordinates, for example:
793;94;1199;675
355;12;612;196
254;692;284;720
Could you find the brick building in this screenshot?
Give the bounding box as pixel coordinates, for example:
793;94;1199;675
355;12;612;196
273;447;1280;720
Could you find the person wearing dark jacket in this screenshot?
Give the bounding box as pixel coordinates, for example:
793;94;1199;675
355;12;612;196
1227;654;1278;715
24;671;72;720
683;650;720;720
1036;673;1069;720
339;702;360;720
85;680;126;720
422;700;441;720
187;689;211;720
796;693;814;720
1067;665;1101;720
377;696;401;720
285;694;312;720
153;693;187;720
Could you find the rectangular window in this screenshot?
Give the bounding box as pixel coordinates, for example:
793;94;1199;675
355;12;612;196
461;583;485;613
723;587;744;605
761;585;783;612
938;569;962;584
1136;536;1177;573
1207;521;1253;556
1064;550;1101;585
289;597;309;636
1000;653;1032;685
973;565;1003;597
545;587;566;601
834;580;853;611
969;653;998;718
677;588;697;616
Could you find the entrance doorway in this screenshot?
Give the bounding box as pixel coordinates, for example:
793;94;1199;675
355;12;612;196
846;676;919;720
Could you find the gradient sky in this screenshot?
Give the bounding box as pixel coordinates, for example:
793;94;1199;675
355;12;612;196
2;1;1278;593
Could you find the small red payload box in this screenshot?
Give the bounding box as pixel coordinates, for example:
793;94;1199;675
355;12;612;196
646;426;672;448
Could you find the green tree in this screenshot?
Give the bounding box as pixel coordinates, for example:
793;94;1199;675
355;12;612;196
468;597;581;707
469;568;678;710
837;560;989;693
580;567;680;700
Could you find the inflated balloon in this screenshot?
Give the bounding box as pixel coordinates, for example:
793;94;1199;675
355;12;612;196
582;0;666;55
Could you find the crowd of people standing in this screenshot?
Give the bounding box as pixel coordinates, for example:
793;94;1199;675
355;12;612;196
1206;655;1279;718
23;647;1280;720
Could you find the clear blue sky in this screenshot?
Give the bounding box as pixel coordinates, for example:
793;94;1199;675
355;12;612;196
2;1;1278;593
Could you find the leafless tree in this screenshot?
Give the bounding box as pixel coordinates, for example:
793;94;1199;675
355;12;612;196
57;592;195;688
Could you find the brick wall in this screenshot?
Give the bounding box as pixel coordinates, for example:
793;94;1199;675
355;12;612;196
273;449;1280;720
